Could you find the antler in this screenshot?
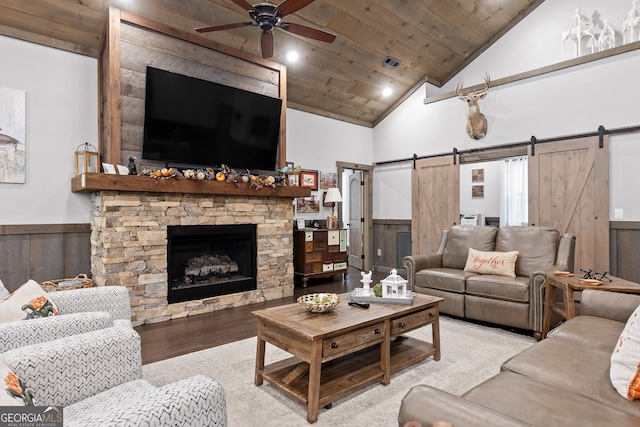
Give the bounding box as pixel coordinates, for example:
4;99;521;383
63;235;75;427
479;72;490;93
455;72;490;97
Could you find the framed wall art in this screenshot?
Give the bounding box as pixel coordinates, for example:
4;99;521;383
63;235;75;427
0;88;26;184
320;171;337;189
296;196;320;213
300;169;318;190
472;185;484;198
322;191;334;207
472;168;484;183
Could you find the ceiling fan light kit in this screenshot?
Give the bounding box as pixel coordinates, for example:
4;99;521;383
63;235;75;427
195;0;336;58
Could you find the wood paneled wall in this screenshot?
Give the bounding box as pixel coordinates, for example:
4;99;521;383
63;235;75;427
1;221;636;291
610;221;640;283
100;8;287;170
372;219;411;274
0;224;91;292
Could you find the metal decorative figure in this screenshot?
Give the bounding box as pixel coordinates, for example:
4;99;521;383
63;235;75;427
598;19;616;51
623;0;640;44
562;7;595;59
581;268;613;282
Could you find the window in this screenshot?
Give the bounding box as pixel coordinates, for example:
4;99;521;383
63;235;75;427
500;156;528;227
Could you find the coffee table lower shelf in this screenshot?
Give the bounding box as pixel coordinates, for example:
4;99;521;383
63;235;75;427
259;337;435;409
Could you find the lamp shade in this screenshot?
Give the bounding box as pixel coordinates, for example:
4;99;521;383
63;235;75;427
325;188;342;204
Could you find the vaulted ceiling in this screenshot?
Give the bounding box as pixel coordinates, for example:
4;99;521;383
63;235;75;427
0;0;542;127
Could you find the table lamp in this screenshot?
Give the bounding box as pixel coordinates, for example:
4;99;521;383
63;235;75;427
325;187;342;229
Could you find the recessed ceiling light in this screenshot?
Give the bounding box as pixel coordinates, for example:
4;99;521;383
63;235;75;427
382;87;392;97
286;51;299;62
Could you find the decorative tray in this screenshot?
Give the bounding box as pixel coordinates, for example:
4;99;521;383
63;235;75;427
350;288;413;305
579;278;603;286
553;271;574;277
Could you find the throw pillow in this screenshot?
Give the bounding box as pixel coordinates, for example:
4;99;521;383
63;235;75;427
463;248;519;277
0;360;36;406
0;280;59;324
611;304;640;400
0;279;8;299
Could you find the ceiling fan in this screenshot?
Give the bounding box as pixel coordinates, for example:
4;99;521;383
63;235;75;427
195;0;336;58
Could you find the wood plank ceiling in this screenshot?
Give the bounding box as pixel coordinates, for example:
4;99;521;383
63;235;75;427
0;0;542;127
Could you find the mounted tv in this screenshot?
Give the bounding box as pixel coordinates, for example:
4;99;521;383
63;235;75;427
142;66;282;171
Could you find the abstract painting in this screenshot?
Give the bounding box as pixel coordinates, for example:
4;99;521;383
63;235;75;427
0;88;26;183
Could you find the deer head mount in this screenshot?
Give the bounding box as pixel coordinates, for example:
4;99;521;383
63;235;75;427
455;73;491;140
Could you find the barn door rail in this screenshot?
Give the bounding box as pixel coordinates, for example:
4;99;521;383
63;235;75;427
375;124;640;167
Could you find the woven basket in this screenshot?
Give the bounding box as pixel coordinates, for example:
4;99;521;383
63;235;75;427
297;293;341;313
40;274;93;292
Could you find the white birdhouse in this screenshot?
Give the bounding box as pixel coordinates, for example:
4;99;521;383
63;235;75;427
381;268;407;298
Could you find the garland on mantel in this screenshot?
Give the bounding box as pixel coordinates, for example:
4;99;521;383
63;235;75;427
141;164;301;190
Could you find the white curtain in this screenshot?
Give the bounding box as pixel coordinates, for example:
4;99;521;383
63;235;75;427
500;156;528;227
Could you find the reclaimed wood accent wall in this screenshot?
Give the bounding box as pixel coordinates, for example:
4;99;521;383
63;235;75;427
99;8;287;170
0;224;91;292
610;221;640;283
372;219;411;274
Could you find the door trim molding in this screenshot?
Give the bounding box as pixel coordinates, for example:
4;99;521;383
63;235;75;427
337;162;373;272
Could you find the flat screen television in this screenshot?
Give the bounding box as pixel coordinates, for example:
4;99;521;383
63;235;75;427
142;66;282;171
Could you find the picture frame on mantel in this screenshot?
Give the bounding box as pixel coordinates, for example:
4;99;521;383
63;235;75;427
300;170;318;191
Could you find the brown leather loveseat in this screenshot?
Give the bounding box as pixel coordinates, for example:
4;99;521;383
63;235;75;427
403;225;575;336
398;290;640;426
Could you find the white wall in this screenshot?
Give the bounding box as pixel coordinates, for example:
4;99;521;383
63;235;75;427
2;0;639;224
0;35;96;225
459;160;501;219
286;108;373;222
373;0;640;220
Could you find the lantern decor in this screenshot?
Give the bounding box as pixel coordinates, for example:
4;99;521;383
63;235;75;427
381;268;408;299
74;142;100;176
351;268;412;304
324;187;342;229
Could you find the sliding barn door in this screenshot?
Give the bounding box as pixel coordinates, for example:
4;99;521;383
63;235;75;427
528;136;609;272
411;156;460;255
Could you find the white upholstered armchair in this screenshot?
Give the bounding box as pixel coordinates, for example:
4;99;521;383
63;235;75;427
0;285;132;353
0;327;228;426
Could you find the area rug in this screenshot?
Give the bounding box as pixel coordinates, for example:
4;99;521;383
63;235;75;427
142;317;534;426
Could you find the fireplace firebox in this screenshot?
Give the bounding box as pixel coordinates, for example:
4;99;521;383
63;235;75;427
167;224;257;304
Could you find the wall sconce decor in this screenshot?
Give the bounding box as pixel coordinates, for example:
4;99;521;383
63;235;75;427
74;142;100;176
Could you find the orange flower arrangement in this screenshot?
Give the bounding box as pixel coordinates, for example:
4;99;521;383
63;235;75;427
5;372;22;395
28;296;59;315
4;370;36;405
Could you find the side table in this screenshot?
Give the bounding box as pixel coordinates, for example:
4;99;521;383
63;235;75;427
541;272;640;339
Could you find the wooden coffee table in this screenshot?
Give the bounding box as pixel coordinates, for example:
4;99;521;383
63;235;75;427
541;272;640;339
252;293;443;423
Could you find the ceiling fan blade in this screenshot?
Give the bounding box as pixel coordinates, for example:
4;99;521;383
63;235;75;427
261;31;274;58
276;0;315;16
195;22;254;33
281;22;336;43
231;0;256;12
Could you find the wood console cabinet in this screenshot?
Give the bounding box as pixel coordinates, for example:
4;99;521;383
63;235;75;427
294;229;348;287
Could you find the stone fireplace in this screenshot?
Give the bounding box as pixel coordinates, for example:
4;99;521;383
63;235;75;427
79;175;307;327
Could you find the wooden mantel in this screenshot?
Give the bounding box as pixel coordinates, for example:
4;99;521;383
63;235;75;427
72;173;311;198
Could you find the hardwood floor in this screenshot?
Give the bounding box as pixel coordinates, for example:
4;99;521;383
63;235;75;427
135;267;388;364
